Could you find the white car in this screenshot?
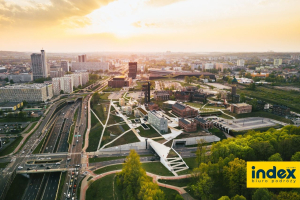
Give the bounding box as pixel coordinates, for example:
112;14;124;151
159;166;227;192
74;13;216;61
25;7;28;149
18;166;23;169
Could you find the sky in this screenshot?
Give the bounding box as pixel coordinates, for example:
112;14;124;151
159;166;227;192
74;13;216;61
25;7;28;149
0;0;300;52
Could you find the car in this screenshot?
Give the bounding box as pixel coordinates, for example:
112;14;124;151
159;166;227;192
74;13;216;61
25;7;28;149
18;166;23;169
46;166;51;169
71;175;74;179
72;171;75;175
70;179;73;183
73;185;76;188
56;162;60;165
72;197;74;200
73;189;76;193
69;184;72;189
40;164;45;167
67;192;70;198
27;167;33;170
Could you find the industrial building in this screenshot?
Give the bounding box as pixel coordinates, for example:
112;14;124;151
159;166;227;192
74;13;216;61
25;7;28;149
108;76;132;88
230;103;252;114
172;102;198;118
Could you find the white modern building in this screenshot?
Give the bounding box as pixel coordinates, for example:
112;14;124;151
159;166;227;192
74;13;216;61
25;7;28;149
7;73;33;83
0;83;53;102
148;110;168;133
31;50;48;80
71;62;109;72
274;59;282;66
237;59;245;67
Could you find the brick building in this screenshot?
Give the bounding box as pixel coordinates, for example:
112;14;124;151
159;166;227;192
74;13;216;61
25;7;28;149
172;102;198;118
230;103;252;114
272;105;290;116
148;102;159;111
194;117;213;129
179;118;197;132
154;91;170;101
108;76;132;88
175;91;190;102
128;62;137;79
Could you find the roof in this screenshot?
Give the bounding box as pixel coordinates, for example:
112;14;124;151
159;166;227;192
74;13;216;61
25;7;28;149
179;118;191;125
114;76;125;78
137;107;147;115
163;100;177;105
232;103;251;107
232;76;238;83
173;102;187;110
195;117;207;123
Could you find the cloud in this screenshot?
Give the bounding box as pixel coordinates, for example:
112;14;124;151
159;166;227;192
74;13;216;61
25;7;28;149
132;21;157;28
0;0;115;27
146;0;187;7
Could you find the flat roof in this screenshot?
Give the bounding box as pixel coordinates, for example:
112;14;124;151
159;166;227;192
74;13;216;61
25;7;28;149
114;76;125;78
232;103;251;107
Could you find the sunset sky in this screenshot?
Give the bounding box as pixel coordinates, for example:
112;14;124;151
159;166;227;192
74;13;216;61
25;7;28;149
0;0;300;52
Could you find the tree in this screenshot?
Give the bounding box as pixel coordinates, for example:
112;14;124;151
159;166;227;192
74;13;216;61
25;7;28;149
232;194;246;200
250;141;275;161
291;152;300;161
60;90;64;94
268;153;283;161
4;77;8;82
218;196;230;200
196;139;207;166
252;188;271;200
190;172;213;200
223;158;246;195
248;83;256;90
10;79;14;84
175;194;184;200
227;77;233;84
249;98;258;111
277;191;300;200
240;93;246;103
18;111;25;118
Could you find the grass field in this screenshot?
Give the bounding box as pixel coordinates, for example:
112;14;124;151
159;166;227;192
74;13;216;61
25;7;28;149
24;122;38;133
0;162;9;168
105;130;140;148
177;157;197;175
158;178;192;187
86;124;103;152
86;174;118;200
0;117;39;123
89;154;153;163
209;127;227;140
137;126;161;138
159;186;181;200
223;110;293;124
57;172;66;200
5;174;29;200
94;162;174;176
0;136;23;156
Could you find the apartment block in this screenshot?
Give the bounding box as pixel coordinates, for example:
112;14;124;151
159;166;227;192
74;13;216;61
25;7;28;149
148;110;168;133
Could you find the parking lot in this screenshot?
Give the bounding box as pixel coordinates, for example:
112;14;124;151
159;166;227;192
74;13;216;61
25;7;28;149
108;91;124;99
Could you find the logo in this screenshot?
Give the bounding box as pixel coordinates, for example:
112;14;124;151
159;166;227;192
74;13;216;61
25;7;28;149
247;162;300;188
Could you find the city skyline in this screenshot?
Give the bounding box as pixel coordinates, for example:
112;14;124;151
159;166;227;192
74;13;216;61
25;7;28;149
0;0;300;52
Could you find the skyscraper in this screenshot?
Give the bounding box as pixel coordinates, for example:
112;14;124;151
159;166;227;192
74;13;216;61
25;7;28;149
78;54;87;62
31;50;48;80
61;60;70;72
128;62;137;79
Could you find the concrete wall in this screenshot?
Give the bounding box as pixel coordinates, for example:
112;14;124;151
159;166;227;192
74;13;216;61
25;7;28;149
99;141;148;152
174;135;220;146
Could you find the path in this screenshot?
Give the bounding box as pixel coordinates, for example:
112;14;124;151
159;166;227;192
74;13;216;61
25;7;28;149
90;109;104;126
97;99;113;150
219;109;235;119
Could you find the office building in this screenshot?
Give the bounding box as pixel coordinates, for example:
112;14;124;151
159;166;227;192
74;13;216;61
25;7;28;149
142;82;151;103
0;83;53;102
78;54;87;62
31;50;48;80
108;76;132;88
71;62;109;72
274;59;282;66
7;73;33;83
148;110;168;133
237;59;245;67
230;103;252;114
128;62;137;79
172;102;198;118
61;60;70;72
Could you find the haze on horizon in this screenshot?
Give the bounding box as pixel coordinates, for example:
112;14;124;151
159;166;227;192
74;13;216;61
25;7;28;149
0;0;300;52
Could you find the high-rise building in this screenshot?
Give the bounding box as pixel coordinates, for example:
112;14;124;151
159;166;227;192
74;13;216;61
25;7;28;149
142;82;151;103
31;50;48;80
274;59;282;66
78;54;87;62
62;75;73;94
61;60;70;72
128;62;137;79
237;59;245;67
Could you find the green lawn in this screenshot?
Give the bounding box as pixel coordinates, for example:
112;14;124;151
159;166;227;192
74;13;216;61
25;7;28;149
0;136;23;156
89;154;153;163
86;174;117;200
185;102;203;108
86;124;103;152
137;126;161;138
57;172;66;200
177;157;197;175
94;162;174;176
105;130;140;148
0;117;39;123
99;93;110;100
209;127;227;140
158;178;192;187
24;122;38;133
5;174;29;200
159;186;181;200
68;124;75;144
0;162;9;168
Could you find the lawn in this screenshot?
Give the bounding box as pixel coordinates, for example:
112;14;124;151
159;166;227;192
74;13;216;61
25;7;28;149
231;125;283;136
159;186;181;200
177;157;197;175
94;162;174;176
0;136;23;156
86;174;117;200
105;130;140;148
185;102;203;108
158;178;192;187
5;174;29;200
86;124;103;152
0;117;39;123
137;126;161;138
89;154;153;163
103;87;122;92
223;110;293;124
99;93;110;100
24;122;38;133
209;127;227;140
57;172;66;200
0;162;9;168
